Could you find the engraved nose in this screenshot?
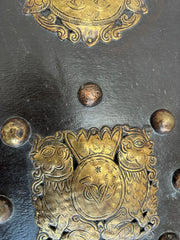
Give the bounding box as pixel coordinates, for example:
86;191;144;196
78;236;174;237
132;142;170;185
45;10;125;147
30;152;37;159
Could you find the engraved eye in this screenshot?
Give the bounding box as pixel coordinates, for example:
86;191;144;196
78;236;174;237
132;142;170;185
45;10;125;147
41;146;55;157
133;139;146;148
57;148;69;160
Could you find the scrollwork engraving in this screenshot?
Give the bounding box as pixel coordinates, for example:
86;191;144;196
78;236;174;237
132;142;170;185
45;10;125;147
30;125;159;240
24;0;148;46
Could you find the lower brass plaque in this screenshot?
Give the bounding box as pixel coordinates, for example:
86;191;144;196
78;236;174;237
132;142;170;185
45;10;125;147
30;125;160;240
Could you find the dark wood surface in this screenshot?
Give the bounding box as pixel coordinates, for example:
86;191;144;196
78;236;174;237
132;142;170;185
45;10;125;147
0;0;179;239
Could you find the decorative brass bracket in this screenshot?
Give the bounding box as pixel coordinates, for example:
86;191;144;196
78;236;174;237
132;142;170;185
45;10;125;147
30;125;159;240
24;0;148;46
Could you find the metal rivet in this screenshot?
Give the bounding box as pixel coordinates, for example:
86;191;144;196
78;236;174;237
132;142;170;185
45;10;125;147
159;232;180;240
1;117;31;147
172;169;180;191
78;82;102;107
0;195;13;224
150;109;175;134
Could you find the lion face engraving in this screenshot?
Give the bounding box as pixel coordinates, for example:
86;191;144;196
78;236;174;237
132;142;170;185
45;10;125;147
30;134;73;179
119;133;154;171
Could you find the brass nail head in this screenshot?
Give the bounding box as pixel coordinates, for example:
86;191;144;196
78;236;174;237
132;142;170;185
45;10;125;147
159;232;180;240
0;195;13;224
1;117;31;147
150;109;175;134
78;82;102;107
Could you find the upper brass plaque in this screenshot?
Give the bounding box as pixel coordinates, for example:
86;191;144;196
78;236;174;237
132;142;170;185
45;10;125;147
30;125;160;240
24;0;148;46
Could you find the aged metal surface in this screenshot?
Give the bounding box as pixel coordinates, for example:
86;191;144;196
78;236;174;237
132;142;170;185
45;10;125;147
78;82;102;107
24;0;148;46
30;126;159;240
172;169;180;191
1;117;31;147
0;195;13;224
159;232;180;240
150;109;175;134
0;0;179;240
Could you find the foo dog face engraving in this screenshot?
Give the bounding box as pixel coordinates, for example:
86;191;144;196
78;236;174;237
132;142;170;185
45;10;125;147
24;0;148;46
31;133;73;180
30;125;160;240
119;131;154;171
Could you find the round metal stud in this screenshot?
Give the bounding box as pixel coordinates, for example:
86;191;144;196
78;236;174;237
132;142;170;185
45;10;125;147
78;82;102;107
150;109;175;134
159;232;180;240
0;195;13;224
172;169;180;191
1;117;31;147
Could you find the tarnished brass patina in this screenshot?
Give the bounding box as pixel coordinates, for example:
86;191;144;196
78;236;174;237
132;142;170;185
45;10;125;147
30;125;159;240
0;195;13;224
150;109;175;134
78;83;102;107
24;0;148;46
159;232;180;240
1;117;31;148
172;169;180;191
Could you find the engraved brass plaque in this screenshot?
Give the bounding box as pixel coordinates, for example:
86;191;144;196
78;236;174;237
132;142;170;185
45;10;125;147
30;125;160;240
24;0;148;46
